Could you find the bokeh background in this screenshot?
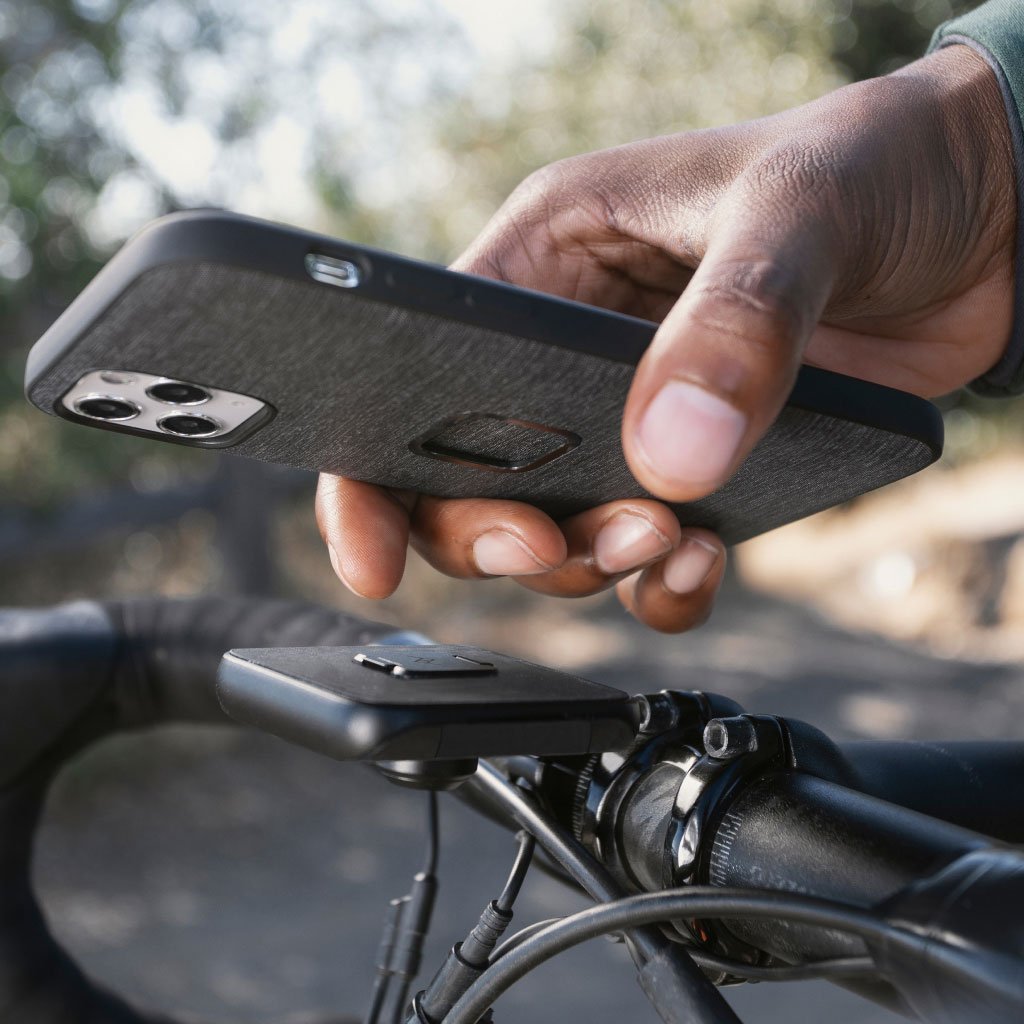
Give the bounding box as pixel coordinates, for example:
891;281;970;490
5;2;1023;1022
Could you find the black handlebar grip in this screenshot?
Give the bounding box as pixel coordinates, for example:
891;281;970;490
0;596;396;1024
840;740;1024;842
99;595;397;727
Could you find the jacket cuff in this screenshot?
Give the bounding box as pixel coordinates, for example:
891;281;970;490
930;5;1024;396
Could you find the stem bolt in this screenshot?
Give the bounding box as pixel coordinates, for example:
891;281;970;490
636;692;680;735
703;716;758;760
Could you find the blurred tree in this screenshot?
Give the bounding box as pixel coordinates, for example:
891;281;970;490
0;0;139;319
0;0;152;502
409;0;977;260
0;0;465;504
836;0;973;80
416;0;845;255
1;0;467;317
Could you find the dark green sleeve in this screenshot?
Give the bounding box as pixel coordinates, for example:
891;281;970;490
930;1;1024;397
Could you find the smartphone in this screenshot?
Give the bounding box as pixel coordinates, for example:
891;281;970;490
217;644;643;761
24;210;943;544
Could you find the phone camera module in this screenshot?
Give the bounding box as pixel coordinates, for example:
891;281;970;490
158;413;221;437
147;380;210;405
74;395;141;422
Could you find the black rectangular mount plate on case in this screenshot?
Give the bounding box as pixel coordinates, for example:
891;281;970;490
216;645;642;761
24;210;944;545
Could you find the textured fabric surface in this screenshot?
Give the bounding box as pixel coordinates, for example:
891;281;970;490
30;263;935;545
419;412;572;467
930;0;1024;396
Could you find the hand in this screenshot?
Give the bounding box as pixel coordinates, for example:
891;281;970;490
317;44;1016;632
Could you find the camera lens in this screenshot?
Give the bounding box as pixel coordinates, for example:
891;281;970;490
75;396;140;421
158;413;221;437
147;380;210;405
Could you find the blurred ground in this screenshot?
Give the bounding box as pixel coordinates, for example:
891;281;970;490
32;560;1023;1024
740;451;1024;662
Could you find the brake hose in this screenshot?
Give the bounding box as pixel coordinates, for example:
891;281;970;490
442;888;939;1024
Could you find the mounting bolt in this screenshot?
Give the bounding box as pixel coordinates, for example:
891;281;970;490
703;716;758;760
636;692;680;735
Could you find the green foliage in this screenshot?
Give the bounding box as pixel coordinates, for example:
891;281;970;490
836;0;973;80
418;0;847;258
411;0;972;260
0;0;130;314
0;0;468;320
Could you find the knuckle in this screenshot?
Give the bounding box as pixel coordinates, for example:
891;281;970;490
469;148;652;282
688;262;808;354
464;164;581;276
510;158;579;212
514;154;631;234
746;140;836;198
457;162;577;276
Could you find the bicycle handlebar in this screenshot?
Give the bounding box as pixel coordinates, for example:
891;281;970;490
610;765;990;956
0;596;397;1024
560;719;1024;1023
2;596;1023;1024
703;773;1024;1020
705;771;988;955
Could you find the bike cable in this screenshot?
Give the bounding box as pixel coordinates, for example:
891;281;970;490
409;830;534;1023
470;763;741;1024
489;919;561;962
496;831;534;912
687;951;875;983
365;792;440;1024
440;887;951;1024
490;922;873;979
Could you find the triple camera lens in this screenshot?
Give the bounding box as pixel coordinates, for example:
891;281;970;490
157;414;220;437
74;396;140;421
73;379;221;438
146;380;210;405
148;380;219;434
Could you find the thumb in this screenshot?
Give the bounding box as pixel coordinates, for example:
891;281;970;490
622;190;839;503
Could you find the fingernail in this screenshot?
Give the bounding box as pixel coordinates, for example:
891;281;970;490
473;530;552;576
593;512;673;575
662;537;720;595
636;380;747;490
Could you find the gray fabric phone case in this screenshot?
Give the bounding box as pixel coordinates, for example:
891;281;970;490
25;212;943;545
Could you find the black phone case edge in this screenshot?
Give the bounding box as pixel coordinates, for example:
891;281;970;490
24;208;944;460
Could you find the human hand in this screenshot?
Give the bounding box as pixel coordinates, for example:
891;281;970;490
317;44;1016;632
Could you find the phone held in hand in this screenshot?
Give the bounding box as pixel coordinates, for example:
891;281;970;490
24;210;943;545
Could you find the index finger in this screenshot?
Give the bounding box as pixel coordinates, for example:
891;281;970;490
315;474;416;599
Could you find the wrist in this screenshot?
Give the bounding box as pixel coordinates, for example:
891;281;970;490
918;44;1017;269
